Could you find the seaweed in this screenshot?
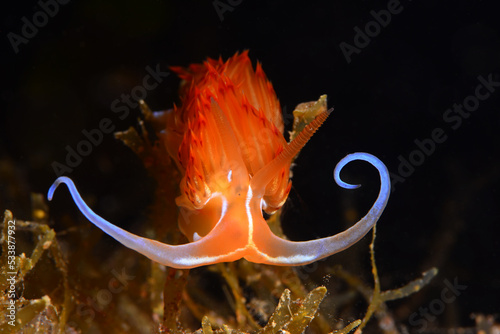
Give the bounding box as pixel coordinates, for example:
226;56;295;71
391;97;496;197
0;204;71;333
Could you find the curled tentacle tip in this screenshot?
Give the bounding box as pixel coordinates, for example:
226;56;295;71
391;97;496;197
47;176;68;201
47;180;59;201
333;152;390;191
335;177;361;190
334;155;361;190
334;152;384;189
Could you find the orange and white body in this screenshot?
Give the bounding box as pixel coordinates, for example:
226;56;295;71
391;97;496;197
48;52;390;269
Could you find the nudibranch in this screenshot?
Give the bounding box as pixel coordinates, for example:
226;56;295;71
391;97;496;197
48;51;390;269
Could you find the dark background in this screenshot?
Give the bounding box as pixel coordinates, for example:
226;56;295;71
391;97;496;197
1;0;499;331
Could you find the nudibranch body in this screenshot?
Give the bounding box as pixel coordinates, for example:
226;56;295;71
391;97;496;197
48;51;390;269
